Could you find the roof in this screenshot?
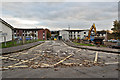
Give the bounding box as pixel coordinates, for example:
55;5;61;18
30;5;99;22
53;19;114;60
60;29;89;32
14;28;43;30
0;18;14;29
97;30;106;34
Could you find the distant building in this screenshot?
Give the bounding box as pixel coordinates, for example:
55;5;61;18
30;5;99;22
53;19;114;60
59;30;69;40
0;18;14;43
97;30;106;37
13;28;51;40
59;29;89;40
51;31;59;40
1;18;51;42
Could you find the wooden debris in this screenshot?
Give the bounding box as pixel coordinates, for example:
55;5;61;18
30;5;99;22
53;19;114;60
53;54;73;67
94;52;98;63
5;56;39;69
0;56;8;59
0;67;9;71
30;54;73;68
8;65;28;68
40;63;51;68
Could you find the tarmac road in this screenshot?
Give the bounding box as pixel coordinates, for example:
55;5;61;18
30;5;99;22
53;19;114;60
1;40;119;78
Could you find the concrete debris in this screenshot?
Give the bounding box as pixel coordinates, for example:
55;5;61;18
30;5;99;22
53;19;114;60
54;68;59;71
62;63;82;67
116;68;120;71
34;62;39;65
2;44;106;71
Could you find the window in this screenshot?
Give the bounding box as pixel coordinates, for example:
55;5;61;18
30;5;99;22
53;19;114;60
14;30;16;33
25;30;27;33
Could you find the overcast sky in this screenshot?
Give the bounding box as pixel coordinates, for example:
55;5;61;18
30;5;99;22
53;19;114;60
1;1;118;31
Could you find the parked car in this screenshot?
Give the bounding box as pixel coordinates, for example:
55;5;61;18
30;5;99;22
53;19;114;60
112;40;120;49
19;37;31;40
26;37;31;40
108;39;119;43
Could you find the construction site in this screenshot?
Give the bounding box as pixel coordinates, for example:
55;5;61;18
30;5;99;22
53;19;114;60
1;40;119;78
67;23;120;49
1;1;120;80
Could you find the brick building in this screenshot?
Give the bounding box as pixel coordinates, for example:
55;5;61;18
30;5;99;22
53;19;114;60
13;28;51;40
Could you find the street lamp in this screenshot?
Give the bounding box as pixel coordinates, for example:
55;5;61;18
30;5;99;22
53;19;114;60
1;33;7;46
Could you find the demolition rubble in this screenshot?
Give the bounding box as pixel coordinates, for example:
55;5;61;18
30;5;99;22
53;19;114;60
1;41;118;71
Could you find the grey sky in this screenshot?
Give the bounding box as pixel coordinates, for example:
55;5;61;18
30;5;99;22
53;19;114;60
1;2;118;30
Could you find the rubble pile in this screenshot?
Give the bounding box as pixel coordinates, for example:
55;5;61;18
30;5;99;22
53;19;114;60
1;48;105;71
1;41;110;71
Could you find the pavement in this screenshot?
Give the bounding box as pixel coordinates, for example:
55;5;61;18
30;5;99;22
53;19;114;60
2;41;44;54
1;40;119;78
63;41;120;53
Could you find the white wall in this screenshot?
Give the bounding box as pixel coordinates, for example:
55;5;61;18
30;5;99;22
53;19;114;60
59;30;69;40
59;30;89;40
80;31;89;39
0;22;12;43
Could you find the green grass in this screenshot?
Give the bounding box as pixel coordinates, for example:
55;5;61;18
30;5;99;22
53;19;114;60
2;39;45;48
100;45;106;47
73;42;95;46
2;41;22;48
73;42;107;47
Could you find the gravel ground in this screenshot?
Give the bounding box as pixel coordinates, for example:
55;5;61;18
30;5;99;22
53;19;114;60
1;40;119;78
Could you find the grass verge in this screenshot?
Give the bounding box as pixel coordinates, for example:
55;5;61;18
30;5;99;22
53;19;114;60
73;42;94;46
2;39;45;48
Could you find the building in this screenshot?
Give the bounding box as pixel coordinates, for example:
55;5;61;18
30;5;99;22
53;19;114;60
0;18;51;42
51;31;59;40
0;18;14;43
13;28;51;40
97;30;106;37
38;29;51;40
59;29;89;40
59;30;69;40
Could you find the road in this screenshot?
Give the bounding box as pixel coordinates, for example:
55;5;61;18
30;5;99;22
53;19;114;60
1;40;119;78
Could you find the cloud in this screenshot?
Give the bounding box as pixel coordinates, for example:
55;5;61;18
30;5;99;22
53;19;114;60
2;0;120;2
1;2;118;30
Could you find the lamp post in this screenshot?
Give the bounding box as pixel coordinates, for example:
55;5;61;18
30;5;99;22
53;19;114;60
2;33;7;46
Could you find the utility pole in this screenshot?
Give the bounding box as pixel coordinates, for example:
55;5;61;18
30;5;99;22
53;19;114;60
68;25;70;30
105;30;108;41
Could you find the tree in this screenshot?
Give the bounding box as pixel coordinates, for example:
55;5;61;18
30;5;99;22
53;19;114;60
47;32;51;39
111;20;120;39
111;20;120;33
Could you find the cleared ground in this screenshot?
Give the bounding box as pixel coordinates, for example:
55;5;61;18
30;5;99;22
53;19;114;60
1;40;119;78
